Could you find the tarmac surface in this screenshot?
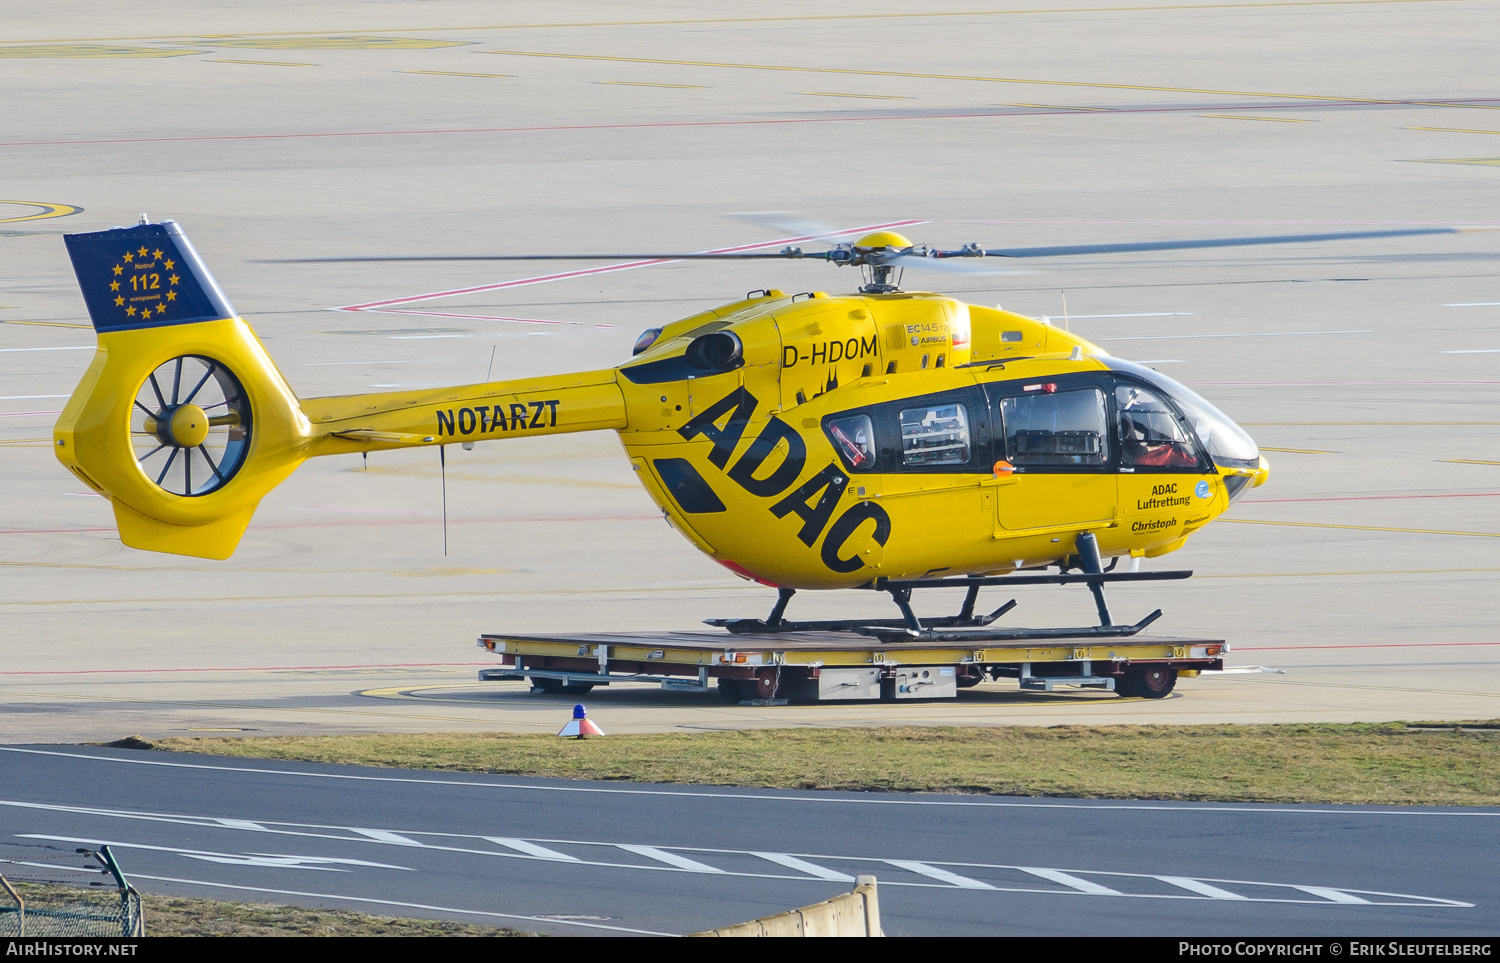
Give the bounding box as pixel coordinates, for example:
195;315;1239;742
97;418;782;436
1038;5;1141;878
3;0;1500;742
3;745;1495;937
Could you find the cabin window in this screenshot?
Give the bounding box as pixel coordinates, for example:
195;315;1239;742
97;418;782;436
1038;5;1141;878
899;403;971;467
1116;384;1201;469
826;413;877;470
1001;388;1109;466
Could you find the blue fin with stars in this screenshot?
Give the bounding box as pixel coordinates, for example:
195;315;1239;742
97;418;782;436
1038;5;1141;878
63;218;236;333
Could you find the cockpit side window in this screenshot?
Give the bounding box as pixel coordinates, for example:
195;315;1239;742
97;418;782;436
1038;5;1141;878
1000;387;1110;467
1116;384;1201;470
826;413;877;470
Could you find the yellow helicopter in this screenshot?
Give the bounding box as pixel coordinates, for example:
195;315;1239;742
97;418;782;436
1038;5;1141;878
52;217;1467;642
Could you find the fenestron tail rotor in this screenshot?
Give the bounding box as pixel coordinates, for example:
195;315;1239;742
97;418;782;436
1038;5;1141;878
130;355;252;497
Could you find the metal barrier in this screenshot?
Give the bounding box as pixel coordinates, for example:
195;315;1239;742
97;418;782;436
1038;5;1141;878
0;846;144;937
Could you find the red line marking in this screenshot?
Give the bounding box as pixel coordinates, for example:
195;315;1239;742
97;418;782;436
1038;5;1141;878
0;410;63;417
369;308;577;326
1243;492;1500;504
335;219;926;312
1235;641;1500;651
0;662;495;676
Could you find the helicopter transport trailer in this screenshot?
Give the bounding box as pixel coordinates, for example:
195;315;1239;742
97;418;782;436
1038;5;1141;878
476;629;1223;701
478;568;1224;701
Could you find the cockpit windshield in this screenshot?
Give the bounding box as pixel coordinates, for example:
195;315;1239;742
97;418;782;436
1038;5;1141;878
1104;358;1260;471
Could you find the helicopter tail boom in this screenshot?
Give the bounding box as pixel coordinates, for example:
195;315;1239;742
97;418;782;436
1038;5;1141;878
54;219;625;560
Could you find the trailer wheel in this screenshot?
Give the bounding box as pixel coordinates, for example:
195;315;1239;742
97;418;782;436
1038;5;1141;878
1120;667;1176;699
530;678;595;695
746;669;782;700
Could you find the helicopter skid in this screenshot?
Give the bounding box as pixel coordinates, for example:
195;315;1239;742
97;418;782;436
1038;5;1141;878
710;568;1190;642
854;609;1163;644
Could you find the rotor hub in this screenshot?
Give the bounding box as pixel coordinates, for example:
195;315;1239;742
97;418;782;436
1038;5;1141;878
160;404;210;448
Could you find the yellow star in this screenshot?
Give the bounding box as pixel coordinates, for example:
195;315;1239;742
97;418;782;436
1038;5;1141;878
157;304;168;316
137;245;148;257
122;252;133;263
169;274;180;286
114;296;124;307
112;264;123;276
163;258;175;270
109;280;120;292
166;290;177;301
152;249;164;260
125;306;136;317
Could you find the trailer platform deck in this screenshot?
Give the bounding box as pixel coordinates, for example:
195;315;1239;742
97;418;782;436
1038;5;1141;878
477;629;1227;701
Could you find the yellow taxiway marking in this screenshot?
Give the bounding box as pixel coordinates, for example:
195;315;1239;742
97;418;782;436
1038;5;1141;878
7;1;1488;43
482;48;1500;111
0;320;91;329
189;36;468;50
402;69;512;79
1406;126;1500;135
596;80;706;88
1225;518;1500;538
0;44;201;58
1407;157;1500;166
798;91;913;100
1443;458;1500;466
1260;447;1333;454
0;200;82;224
207;59;315;67
1202;114;1313;122
205;58;313;67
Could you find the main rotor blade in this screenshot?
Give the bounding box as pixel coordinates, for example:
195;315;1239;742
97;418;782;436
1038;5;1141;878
890;253;1026;275
979;226;1478;259
267;251;836;263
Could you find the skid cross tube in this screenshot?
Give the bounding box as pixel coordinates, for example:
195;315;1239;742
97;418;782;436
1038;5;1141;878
707;585;1018;635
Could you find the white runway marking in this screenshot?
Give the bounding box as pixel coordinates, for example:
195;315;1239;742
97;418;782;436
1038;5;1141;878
1444;302;1500;306
352;828;423;846
1157;876;1250;900
1020;867;1123;895
753;852;855;881
1296;885;1373;904
0;345;92;352
7;748;1498;820
16;862;672;936
19;834;411;872
483;837;580;861
1442;348;1500;353
616;844;727;874
6;810;1472;908
887;859;996;889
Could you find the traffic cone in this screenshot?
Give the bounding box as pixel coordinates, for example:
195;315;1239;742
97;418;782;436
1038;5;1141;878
558;703;605;739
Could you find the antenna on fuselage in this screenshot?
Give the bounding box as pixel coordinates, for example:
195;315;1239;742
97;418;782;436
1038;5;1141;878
439;444;449;557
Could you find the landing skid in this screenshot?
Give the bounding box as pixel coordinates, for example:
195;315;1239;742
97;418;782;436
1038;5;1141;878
706;533;1191;643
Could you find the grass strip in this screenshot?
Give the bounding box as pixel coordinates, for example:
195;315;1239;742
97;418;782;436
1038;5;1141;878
4;883;534;937
145;721;1500;807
